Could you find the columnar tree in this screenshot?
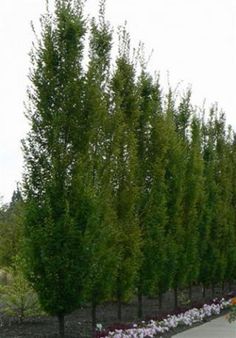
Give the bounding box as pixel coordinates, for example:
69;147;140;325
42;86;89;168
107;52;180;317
20;0;236;329
229;133;236;284
22;1;86;336
110;28;141;321
144;108;170;310
199;108;218;295
81;3;119;331
175;91;205;298
214;113;235;291
135;71;165;316
184;115;204;298
164;90;187;309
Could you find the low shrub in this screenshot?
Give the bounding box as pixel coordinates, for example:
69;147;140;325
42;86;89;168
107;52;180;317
0;265;43;323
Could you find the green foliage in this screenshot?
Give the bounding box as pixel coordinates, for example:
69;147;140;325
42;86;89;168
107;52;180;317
14;0;236;328
213;112;235;284
77;5;119;322
110;29;141;310
164;90;187;291
137;73;169;297
183;115;204;287
229;135;236;281
0;260;43;322
0;188;24;268
23;0;87;321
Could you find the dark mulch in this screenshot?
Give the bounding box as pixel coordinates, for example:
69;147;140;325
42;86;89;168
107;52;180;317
0;286;234;338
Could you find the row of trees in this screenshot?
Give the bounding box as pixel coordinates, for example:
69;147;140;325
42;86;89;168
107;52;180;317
1;0;235;337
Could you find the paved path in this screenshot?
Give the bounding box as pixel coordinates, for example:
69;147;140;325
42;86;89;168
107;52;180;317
173;316;236;338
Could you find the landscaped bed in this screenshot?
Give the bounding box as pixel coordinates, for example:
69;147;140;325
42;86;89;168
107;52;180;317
0;287;234;338
97;297;231;337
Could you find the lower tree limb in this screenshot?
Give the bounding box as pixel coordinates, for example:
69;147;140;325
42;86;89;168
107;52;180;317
211;283;215;298
202;284;206;300
188;284;192;303
92;300;97;336
117;276;122;321
158;291;163;311
57;313;65;338
137;288;143;319
174;287;178;309
117;297;122;321
221;281;225;296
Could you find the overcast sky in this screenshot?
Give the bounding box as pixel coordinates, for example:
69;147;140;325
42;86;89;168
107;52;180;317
0;0;236;203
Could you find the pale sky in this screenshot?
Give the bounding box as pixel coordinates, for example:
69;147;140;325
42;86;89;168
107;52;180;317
0;0;236;203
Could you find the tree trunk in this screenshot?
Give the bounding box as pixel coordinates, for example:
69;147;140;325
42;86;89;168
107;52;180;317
117;277;122;321
117;297;122;321
158;291;163;311
188;284;192;303
202;284;206;300
137;288;143;319
221;281;225;296
58;314;65;338
92;300;97;336
211;284;215;298
174;287;178;309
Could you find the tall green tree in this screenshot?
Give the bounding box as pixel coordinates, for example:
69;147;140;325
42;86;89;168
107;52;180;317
136;70;158;318
199;108;218;294
213;113;235;290
22;1;86;336
110;27;141;321
229;132;236;284
164;89;187;308
135;71;171;315
81;3;119;331
174;91;205;298
143;110;170;310
183;115;204;298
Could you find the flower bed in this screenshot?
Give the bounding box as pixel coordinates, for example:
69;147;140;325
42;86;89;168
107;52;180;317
98;298;231;338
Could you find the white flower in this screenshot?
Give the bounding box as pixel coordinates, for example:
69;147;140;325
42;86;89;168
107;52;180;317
96;323;103;331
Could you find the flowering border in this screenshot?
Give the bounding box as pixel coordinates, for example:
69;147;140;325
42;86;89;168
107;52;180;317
100;298;231;338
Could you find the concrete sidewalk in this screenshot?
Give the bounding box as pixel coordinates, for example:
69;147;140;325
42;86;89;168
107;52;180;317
173;316;236;338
